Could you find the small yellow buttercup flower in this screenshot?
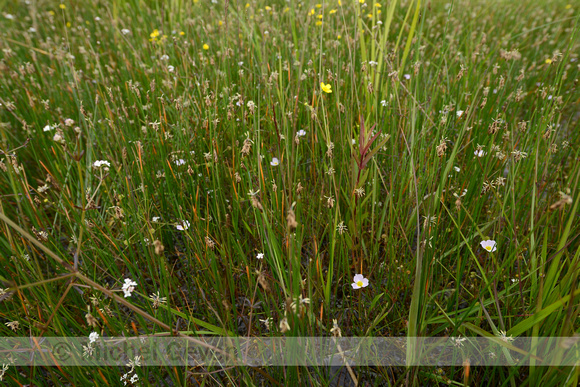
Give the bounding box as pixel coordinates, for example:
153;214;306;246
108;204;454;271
316;21;323;26
179;31;185;36
59;4;66;9
545;58;552;64
203;44;209;50
309;8;315;15
329;9;337;14
320;82;332;93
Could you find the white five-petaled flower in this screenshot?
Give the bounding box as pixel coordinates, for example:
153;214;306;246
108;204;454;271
43;124;53;132
456;110;464;117
380;100;387;107
160;54;169;61
174;159;185;166
89;332;99;343
296;130;307;137
176;220;190;230
121;28;130;35
480;240;497;252
270;157;280;166
256;252;264;259
122;278;137;297
474;149;486;157
351;274;369;289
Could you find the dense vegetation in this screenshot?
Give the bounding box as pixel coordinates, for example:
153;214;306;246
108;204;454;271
1;0;579;385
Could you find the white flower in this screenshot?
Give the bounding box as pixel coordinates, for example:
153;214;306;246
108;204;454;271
122;278;137;297
4;14;15;20
175;220;190;230
296;130;307;137
130;374;139;383
168;65;175;72
160;54;169;61
380;100;387;107
474;149;486;157
351;274;369;289
256;252;264;259
152;216;161;222
498;330;514;343
89;332;99;343
351;139;356;145
92;160;111;171
43;124;53;132
270;157;279;166
456;110;464;117
121;28;131;35
453;166;460;172
480;240;497;252
94;16;101;21
453;336;467;347
174;159;185;166
238;61;244;66
404;74;411;80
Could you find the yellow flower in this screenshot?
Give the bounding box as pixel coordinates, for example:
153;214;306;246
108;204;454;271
317;14;323;19
337;34;341;39
265;6;271;11
375;3;381;7
338;0;342;5
316;3;322;8
320;82;332;93
219;20;223;26
150;29;160;38
179;31;185;36
59;4;66;9
377;9;381;14
565;4;572;9
246;3;250;8
49;10;55;15
545;58;552;64
309;8;315;15
66;22;71;28
329;9;337;14
367;13;373;18
316;21;323;26
203;44;209;50
359;0;365;3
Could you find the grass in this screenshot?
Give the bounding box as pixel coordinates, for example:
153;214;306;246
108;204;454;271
0;0;579;385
